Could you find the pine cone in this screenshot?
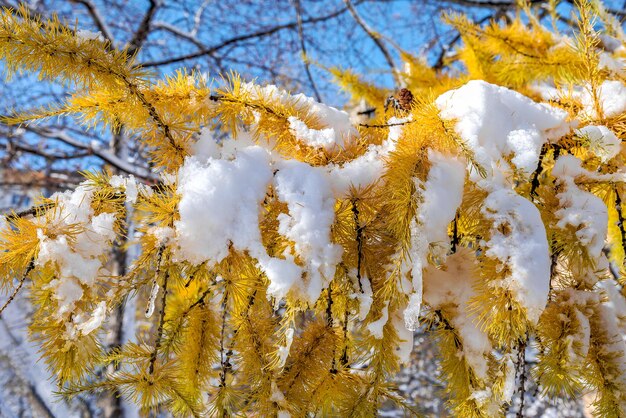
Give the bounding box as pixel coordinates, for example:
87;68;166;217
396;88;414;111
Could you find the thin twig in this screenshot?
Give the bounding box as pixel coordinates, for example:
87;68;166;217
148;249;168;375
0;259;34;316
141;3;361;68
530;143;548;198
359;120;415;129
351;199;365;293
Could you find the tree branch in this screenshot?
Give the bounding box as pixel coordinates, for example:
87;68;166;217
127;0;159;55
292;0;323;102
15;125;154;180
141;2;360;68
344;0;399;86
70;0;115;44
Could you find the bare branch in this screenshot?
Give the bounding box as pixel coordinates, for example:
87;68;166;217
292;0;323;102
127;0;159;55
343;0;400;86
70;0;115;43
16;125;155;180
141;3;360;68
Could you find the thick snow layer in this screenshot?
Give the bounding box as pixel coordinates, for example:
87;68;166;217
552;156;609;259
576;125;621;162
436;80;570;180
174;146;273;264
482;188;551;324
423;249;492;379
274;160;343;302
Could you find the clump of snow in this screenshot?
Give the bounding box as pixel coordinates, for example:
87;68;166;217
404;151;466;331
109;175;139;203
392;309;414;364
552;156;609;259
599;52;626;74
192;128;221;161
580;80;626;119
241;82;357;150
174;146;273;264
423;249;492;379
436;80;571;180
575;125;621;162
327;117;404;196
149;226;175;246
481;188;551;324
78;301;107;336
355;275;373;321
35;184;117;321
367;302;389;339
288;117;337;150
274;160;343;302
76;29;105;43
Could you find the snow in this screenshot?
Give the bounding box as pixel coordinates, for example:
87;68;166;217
392;309;414;364
481;188;551;324
34;184;117;322
109;175;140;203
575;125;621;162
552;156;609;259
580;80;626;119
277;328;294;368
423;249;492;379
327;118;400;196
404;151;465;331
417;151;465;252
76;29;105;42
174;146;273;265
241;82;357;150
288;117;337;150
367;302;389;339
355;275;373;321
436;80;570;180
274;160;343;302
78;301;107;336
